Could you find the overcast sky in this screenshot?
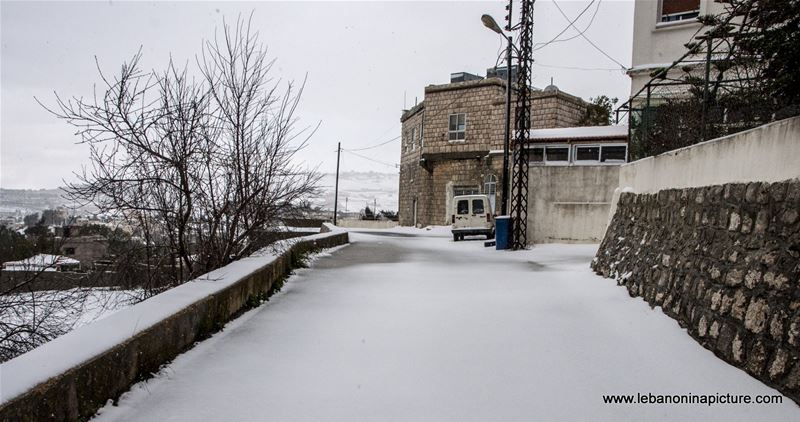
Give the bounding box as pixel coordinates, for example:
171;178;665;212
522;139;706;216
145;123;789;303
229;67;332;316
1;0;634;189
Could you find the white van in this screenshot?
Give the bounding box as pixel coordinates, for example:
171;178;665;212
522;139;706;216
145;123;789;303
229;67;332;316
451;194;495;241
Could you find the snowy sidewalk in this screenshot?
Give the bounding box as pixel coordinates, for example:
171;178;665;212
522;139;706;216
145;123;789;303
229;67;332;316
94;229;799;421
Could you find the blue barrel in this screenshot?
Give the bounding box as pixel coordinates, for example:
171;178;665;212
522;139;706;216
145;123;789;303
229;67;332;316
495;216;511;250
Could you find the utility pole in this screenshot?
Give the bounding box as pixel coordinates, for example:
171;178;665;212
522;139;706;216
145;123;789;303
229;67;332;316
510;0;534;250
501;33;513;216
333;142;341;225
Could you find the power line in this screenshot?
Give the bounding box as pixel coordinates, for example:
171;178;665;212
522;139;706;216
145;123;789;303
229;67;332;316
534;0;602;51
346;123;400;151
551;0;628;70
532;0;597;52
346;134;401;152
534;61;622;72
341;148;399;169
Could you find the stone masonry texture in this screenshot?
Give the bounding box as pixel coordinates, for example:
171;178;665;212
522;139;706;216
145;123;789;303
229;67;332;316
399;78;588;227
592;179;800;403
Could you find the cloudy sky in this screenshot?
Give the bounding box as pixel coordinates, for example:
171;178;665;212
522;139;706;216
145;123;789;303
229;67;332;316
1;0;634;189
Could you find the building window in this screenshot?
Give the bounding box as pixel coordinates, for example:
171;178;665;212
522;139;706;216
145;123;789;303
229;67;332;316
64;247;76;255
484;175;497;212
545;146;570;164
448;113;466;141
454;185;480;196
411;127;416;150
575;146;601;162
600;145;627;163
573;144;628;164
418;123;423;148
660;0;700;23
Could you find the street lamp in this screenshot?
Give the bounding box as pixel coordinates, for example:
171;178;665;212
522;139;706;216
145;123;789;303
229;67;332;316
481;14;513;218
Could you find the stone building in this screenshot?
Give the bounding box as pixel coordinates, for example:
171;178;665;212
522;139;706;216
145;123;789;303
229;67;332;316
398;71;597;228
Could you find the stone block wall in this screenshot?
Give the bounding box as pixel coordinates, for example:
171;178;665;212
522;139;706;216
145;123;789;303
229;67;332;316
398;78;589;227
531;89;586;129
592;179;800;403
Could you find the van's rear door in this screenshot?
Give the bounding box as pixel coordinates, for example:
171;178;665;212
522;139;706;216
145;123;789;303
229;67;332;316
454;198;470;227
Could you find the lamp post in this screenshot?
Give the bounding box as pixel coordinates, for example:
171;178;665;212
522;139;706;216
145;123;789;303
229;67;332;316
481;13;512;217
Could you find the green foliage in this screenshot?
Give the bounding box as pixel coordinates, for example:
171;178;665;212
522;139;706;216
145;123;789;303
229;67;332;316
579;95;618;126
0;226;34;264
23;213;39;228
24;221;56;254
291;250;310;269
736;0;800;109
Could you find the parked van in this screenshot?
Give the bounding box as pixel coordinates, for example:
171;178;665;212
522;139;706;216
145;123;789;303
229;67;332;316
451;194;495;241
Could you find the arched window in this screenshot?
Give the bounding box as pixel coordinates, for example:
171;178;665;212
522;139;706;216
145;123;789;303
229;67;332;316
484;174;497;212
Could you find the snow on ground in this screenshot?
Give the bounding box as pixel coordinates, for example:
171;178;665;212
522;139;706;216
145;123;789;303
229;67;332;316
92;229;799;421
0;231;342;404
0;288;139;361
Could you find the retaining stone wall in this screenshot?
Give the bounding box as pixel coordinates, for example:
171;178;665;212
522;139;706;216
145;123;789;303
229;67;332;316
592;179;800;403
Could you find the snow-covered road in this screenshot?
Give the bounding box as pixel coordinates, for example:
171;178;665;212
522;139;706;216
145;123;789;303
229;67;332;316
94;229;799;421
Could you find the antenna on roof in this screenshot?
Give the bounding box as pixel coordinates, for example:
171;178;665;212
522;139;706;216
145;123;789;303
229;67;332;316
550;77;553;85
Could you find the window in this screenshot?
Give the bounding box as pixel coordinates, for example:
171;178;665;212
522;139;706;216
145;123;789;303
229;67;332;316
454;186;480;196
472;199;485;215
531;147;545;163
457;200;470;215
64;247;76;255
575;146;600;162
448;113;466;141
573;144;628;164
531;143;627;165
411;127;417;150
601;145;627;163
419;123;424;147
660;0;700;23
484;175;497;212
545;146;569;163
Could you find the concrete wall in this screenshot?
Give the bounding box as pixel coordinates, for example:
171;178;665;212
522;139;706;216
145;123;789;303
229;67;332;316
0;230;349;421
528;165;619;243
609;116;800;220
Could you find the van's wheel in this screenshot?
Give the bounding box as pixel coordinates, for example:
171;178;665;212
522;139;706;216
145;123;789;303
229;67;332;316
453;233;459;242
488;231;495;240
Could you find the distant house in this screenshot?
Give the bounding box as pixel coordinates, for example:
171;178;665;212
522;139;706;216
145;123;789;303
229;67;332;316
60;235;109;268
2;254;81;272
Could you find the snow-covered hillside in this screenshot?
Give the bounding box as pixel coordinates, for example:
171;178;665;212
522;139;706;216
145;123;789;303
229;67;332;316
314;171;398;212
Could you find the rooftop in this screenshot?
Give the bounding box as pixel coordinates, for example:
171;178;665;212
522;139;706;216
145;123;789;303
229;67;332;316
528;125;629;141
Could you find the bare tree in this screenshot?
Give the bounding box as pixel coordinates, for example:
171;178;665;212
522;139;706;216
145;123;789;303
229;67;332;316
41;15;319;286
1;14;319;362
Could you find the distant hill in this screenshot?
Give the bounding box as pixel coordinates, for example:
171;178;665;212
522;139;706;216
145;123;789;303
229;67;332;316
315;171;398;212
0;188;98;215
0;171;399;215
